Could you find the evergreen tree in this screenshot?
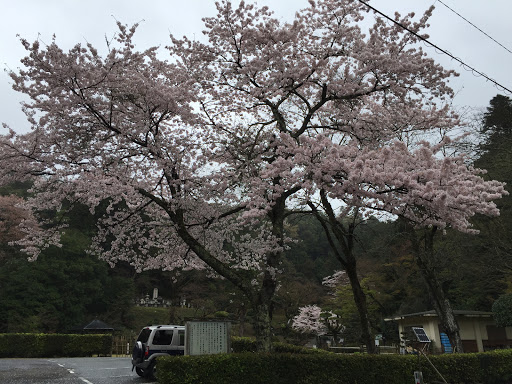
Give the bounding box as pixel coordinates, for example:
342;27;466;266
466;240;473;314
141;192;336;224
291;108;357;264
433;95;512;314
471;95;512;302
478;94;512;202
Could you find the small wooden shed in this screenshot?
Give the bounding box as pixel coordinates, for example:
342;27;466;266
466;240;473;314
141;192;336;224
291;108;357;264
385;310;512;353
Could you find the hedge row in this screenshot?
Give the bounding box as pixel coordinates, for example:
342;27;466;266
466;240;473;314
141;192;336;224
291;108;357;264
0;333;112;358
231;337;328;354
157;349;512;384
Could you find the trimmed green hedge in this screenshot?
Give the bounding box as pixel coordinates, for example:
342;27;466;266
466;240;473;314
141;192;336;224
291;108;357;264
0;333;112;357
231;337;328;354
157;349;512;384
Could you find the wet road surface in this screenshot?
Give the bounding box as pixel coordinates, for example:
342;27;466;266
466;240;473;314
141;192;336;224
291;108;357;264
0;357;151;384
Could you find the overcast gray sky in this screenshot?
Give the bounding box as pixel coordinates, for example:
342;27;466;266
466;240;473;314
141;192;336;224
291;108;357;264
2;0;511;133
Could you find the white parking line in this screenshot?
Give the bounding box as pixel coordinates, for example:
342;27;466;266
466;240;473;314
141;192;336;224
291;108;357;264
48;358;133;383
64;367;94;384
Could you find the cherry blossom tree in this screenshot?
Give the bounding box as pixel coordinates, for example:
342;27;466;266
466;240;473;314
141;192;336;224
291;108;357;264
322;270;350;289
292;305;344;341
292;305;329;336
0;0;506;351
293;273;346;346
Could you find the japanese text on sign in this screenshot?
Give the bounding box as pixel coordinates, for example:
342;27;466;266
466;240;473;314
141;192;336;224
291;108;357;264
185;321;231;355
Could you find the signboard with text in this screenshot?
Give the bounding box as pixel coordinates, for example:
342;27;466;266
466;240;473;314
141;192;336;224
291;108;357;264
185;321;231;356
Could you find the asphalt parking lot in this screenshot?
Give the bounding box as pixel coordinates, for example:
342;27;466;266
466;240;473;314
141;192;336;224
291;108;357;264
0;357;149;384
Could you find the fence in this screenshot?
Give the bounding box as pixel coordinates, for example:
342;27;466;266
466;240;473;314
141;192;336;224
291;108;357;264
112;335;132;356
329;345;399;354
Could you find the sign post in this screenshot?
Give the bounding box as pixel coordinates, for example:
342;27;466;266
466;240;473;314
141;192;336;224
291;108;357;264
410;327;448;384
414;371;424;384
411;327;430;384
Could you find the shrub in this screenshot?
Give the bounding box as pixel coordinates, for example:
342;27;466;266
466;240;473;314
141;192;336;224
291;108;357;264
0;333;112;357
231;337;258;352
231;337;328;354
213;311;230;318
157;353;415;384
60;334;112;357
492;293;512;327
157;349;512;384
0;333;44;357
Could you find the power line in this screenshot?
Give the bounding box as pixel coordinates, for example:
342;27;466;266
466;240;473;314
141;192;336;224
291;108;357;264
356;0;512;95
437;0;512;56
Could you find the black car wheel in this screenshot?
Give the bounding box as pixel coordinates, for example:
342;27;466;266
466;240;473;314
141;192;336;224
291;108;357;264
147;360;157;379
135;367;145;377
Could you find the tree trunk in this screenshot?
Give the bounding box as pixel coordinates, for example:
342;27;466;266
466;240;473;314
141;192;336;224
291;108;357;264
415;249;464;352
309;193;377;354
435;297;464;353
174;221;278;351
410;225;464;353
345;259;377;354
247;193;287;352
238;306;246;337
252;301;273;352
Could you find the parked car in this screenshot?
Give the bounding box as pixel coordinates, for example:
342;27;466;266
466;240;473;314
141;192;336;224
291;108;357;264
132;325;185;378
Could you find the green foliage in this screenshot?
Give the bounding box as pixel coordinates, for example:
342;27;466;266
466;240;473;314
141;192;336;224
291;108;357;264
492;294;512;327
284;214;338;281
0;180;33;198
128;306;197;331
425;350;512;384
482;94;512;136
330;277;383;344
157;353;414;384
437;94;512;312
0;242;127;332
213;311;230;318
231;336;259;352
157;350;512;384
130;306;172;329
479;94;512;185
0;196;136;333
272;342;329;355
477;349;512;384
231;337;328;354
0;333;112;357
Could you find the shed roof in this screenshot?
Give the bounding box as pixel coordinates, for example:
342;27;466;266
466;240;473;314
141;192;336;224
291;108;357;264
384;310;492;322
82;319;114;331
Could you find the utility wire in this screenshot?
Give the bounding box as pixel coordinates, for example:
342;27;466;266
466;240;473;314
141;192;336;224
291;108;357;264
356;0;512;95
437;0;512;56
